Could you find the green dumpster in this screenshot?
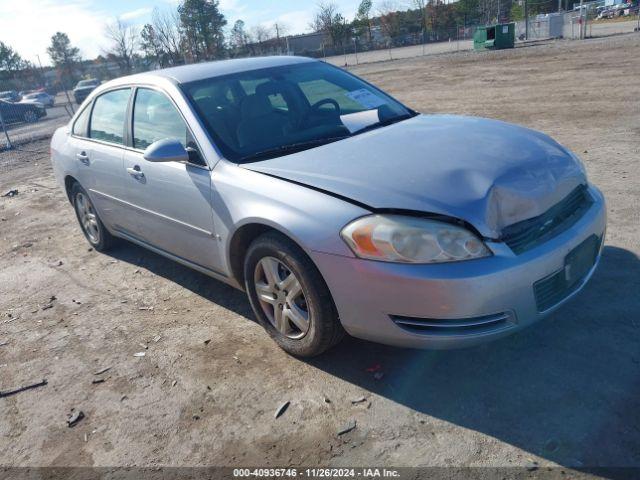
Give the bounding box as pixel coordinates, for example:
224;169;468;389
473;23;515;50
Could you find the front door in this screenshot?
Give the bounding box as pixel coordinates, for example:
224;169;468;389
121;87;220;272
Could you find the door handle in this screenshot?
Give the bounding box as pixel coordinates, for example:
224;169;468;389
76;152;89;165
127;166;145;179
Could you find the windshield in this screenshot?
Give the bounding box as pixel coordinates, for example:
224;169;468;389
77;80;97;87
182;61;413;162
25;93;39;99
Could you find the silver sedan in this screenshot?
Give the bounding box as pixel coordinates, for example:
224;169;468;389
50;56;606;356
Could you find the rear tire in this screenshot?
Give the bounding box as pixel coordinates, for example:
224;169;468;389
244;231;344;357
71;182;115;252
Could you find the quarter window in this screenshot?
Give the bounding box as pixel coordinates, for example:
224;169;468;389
89;89;131;145
133;89;187;150
72;105;91;137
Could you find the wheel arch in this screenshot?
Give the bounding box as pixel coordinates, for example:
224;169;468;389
227;221;319;290
64;175;79;202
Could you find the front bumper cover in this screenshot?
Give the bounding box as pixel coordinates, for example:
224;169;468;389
311;186;606;349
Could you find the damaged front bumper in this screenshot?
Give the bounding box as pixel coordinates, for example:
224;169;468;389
311;185;606;349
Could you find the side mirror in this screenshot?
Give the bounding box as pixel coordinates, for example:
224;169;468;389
143;139;189;163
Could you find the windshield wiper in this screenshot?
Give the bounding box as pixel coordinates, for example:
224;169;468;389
351;112;417;136
238;112;416;163
239;135;350;162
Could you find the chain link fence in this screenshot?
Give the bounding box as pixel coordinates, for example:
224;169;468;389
229;25;479;67
515;10;640;41
322;27;478;67
0;92;75;172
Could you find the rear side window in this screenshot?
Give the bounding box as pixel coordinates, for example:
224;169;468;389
89;89;131;145
132;88;187;150
72;105;91;137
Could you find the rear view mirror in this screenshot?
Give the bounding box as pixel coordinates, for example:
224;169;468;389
143;139;189;163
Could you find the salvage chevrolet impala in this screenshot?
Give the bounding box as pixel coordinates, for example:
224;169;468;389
50;57;606;356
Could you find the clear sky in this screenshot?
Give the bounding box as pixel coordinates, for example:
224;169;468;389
0;0;363;66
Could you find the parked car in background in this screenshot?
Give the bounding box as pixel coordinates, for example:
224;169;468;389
0;99;46;123
20;91;55;108
0;90;21;103
50;57;606;357
73;79;100;105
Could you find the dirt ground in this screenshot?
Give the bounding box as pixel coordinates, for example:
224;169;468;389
1;35;639;471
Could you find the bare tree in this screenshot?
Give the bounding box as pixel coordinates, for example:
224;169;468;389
151;8;183;65
310;1;338;33
378;0;401;15
250;25;273;44
310;2;349;46
105;19;139;74
248;25;274;54
412;0;428;36
377;0;402;41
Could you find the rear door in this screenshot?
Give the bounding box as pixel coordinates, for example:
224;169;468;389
72;88;132;229
120;87;220;272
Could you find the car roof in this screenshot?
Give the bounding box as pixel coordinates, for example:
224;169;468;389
117;56;317;85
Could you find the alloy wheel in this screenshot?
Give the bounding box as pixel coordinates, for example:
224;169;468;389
75;192;100;244
253;256;310;339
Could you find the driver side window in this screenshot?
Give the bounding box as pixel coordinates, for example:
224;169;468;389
132;88;205;166
133;89;187;149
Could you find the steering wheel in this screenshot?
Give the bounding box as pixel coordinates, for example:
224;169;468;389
300;98;341;127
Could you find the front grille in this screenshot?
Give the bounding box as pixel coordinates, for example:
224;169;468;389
533;234;600;312
501;185;593;255
390;312;515;336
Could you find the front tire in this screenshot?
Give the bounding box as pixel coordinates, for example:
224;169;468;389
71;183;115;252
244;232;344;357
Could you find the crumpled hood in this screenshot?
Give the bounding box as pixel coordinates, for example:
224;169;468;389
243;114;587;239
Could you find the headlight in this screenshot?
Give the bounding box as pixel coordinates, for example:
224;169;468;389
340;214;491;264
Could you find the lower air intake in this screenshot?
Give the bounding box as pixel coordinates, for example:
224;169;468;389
390;312;515;336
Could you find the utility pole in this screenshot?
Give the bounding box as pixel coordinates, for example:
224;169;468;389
35;54;46;86
353;37;359;65
579;0;584;39
524;0;529;39
275;23;282;54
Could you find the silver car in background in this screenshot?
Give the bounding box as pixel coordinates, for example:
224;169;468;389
20;91;55;108
50;57;606;357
